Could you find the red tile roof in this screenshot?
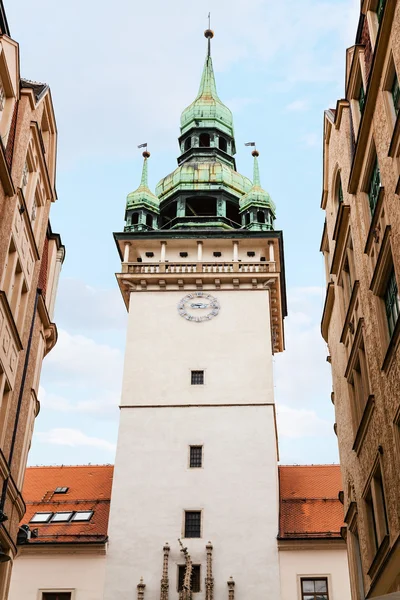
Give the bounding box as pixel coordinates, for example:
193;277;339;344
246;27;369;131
22;465;113;544
279;465;344;539
22;464;344;545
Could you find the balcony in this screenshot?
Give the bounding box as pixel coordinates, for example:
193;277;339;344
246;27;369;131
122;261;275;275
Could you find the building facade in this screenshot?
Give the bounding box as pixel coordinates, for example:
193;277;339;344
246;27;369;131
321;0;400;598
8;464;350;600
0;2;64;597
8;465;112;600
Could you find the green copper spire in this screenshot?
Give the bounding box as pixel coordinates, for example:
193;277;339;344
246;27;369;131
126;151;159;212
180;30;234;137
240;150;276;226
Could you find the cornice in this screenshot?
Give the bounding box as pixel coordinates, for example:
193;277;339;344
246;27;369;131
278;538;345;552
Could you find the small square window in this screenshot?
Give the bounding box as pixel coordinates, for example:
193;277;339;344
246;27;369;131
189;446;203;468
54;487;69;494
30;512;53;523
178;564;201;593
70;511;93;522
184;511;201;538
50;512;73;523
191;371;204;385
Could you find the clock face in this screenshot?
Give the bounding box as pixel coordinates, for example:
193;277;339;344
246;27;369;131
178;292;220;322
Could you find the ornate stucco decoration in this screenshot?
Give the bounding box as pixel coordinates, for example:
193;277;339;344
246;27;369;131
178;539;193;600
160;542;170;600
205;541;214;600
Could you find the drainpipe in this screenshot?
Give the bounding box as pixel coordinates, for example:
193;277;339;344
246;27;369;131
0;288;40;521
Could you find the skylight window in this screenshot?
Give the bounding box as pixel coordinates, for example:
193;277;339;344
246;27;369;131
54;487;69;494
30;512;53;523
51;512;73;522
70;511;93;522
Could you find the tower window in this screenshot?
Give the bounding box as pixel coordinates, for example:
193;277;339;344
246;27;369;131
191;370;204;385
178;565;201;593
184;511;201;538
131;212;139;225
184;137;192;151
189;446;203;468
199;133;210;147
146;214;153;228
257;210;266;223
245;213;250;226
218;136;227;152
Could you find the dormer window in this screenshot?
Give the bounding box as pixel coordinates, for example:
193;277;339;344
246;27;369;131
199;133;210;147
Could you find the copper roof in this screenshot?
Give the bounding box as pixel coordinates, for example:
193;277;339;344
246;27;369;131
22;465;113;544
279;465;344;539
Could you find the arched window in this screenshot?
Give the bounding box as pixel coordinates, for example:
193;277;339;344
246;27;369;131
219;137;227;152
245;213;250;226
257;211;266;223
146;214;153;228
184;137;191;152
199;133;210;147
131;212;139;225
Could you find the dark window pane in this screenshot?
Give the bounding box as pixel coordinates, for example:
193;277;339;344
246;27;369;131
189;446;202;468
191;371;204;385
368;159;381;215
384;269;400;337
377;0;386;24
42;594;72;600
184;511;201;538
178;565;201;593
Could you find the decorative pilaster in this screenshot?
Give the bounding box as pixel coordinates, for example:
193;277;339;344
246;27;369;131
178;539;193;600
227;577;235;600
137;577;146;600
160;543;170;600
205;541;214;600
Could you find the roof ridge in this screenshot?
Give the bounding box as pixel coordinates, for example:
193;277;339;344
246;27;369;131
279;464;340;468
26;464;114;469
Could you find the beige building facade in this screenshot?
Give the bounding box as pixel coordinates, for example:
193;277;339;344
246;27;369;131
321;0;400;597
0;2;64;597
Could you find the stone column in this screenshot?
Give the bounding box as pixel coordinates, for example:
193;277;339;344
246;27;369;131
161;241;167;262
197;241;203;262
123;242;131;263
268;241;275;262
233;241;239;262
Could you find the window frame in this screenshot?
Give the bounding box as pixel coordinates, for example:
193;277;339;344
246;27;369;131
69;510;93;522
183;510;202;539
39;590;75;600
298;576;330;600
189;445;203;469
177;564;201;593
30;512;53;524
191;370;205;386
362;454;389;566
50;512;74;523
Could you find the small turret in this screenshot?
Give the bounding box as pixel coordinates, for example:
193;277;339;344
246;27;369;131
239;149;276;230
125;151;160;231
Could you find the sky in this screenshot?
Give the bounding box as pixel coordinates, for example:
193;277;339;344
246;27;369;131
7;0;360;466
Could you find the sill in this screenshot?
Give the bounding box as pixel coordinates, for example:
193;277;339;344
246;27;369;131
381;316;400;373
367;534;390;581
340;281;360;343
364;187;385;255
352;395;375;455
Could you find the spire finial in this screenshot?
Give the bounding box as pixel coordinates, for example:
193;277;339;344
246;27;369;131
204;14;214;58
138;145;150;187
245;142;260;185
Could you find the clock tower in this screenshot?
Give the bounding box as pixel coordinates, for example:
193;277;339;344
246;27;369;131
104;30;287;600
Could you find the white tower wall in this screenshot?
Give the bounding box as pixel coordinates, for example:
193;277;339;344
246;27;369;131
104;288;281;599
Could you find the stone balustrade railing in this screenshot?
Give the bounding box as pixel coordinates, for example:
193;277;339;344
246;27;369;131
122;261;276;275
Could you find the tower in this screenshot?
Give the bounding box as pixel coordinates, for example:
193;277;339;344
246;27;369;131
104;30;287;600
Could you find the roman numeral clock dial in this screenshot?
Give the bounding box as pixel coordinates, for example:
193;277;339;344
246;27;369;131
177;292;220;322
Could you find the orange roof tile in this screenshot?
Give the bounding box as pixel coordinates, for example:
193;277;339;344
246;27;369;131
21;465;113;544
279;465;344;539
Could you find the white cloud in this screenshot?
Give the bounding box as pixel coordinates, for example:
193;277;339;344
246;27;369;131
55;278;127;332
35;428;116;452
39;386;119;417
302;132;320;147
44;329;124;389
276;405;332;439
286;99;309;112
